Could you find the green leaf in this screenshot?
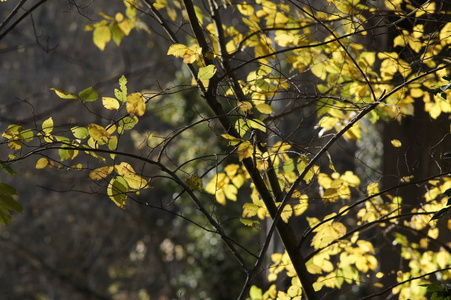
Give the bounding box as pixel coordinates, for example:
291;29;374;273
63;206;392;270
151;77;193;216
0;194;23;213
107;177;128;208
430;207;450;221
59;147;76;161
79;87;99;102
198;64;217;80
240;218;261;230
118;75;127;102
186;175;203;190
71;126;89;139
0;163;17;175
110;23;125;45
443;151;451;160
118;116;137;133
0;207;12;226
427;283;442;292
0;182;16;195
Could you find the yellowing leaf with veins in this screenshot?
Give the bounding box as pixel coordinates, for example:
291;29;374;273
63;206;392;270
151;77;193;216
89;166;113;180
123;173;148;190
198;65;217;80
107;177;128;208
88;124;110;143
102;97;120;110
115;162;135;175
126;92;146;116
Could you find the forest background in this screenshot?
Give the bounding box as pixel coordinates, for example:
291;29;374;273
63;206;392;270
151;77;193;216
1;0;451;299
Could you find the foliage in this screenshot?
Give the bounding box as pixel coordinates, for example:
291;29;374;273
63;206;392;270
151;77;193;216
1;0;451;299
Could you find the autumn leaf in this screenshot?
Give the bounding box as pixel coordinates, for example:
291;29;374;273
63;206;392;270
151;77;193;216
237;141;253;160
89;166;113;180
35;158;49;169
50;88;78;99
102;97;120;110
198;65;217;80
126;92;146;116
88;124;110;143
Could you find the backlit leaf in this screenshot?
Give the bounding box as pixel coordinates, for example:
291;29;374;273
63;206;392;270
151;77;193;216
42;117;54;134
50;88;78;99
93;23;111;50
115;162;135;175
126;92;146;116
35;158;49;169
88;124;110;143
79;87;99;102
71;126;89;139
89;166;113;180
391;139;402;147
237;141;253;160
107;177;128;208
198;65;217;80
246;119;266;132
256;103;273;114
102;97;120;110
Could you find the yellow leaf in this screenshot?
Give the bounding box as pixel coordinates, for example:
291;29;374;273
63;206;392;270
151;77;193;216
89;166;113;180
223;184;238;201
221;134;241;146
35;158;49;169
115;12;124;22
123;173;148;190
50;88;78;99
237;2;254;16
118;19;134;36
391;139;402;147
255;103;273;114
242;203;259;218
341;171;360;187
237;141;253;160
114;162;135;175
167;43;188;56
126;93;146;116
198;65;217;80
88;124;110;143
42;117;54;134
102;97;120;110
93;24;111;50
